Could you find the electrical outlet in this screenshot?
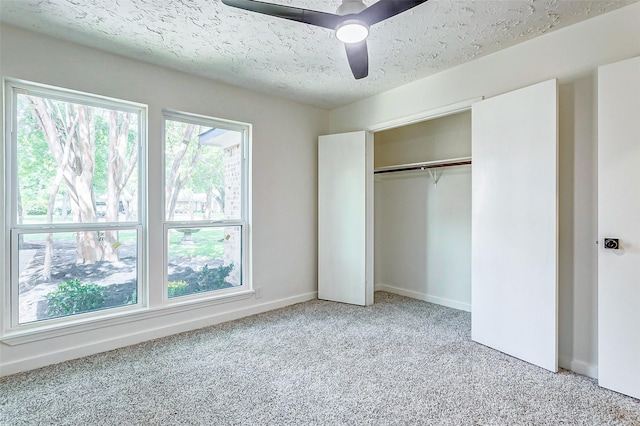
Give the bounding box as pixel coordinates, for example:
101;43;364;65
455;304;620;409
255;286;263;299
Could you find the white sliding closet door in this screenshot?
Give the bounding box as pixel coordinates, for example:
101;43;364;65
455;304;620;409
598;56;640;399
472;79;558;372
318;131;374;306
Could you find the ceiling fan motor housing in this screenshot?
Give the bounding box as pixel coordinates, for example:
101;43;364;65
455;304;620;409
335;0;369;44
336;0;367;16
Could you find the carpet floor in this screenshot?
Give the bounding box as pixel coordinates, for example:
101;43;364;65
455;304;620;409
1;292;639;425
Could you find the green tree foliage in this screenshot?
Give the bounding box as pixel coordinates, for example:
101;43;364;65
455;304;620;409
93;113;110;198
165;120;225;220
16;99;57;216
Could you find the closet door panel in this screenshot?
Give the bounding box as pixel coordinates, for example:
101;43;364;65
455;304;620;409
318;131;374;306
472;79;558;372
598;56;640;399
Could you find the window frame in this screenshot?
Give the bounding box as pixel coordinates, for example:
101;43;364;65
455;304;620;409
0;80;253;345
2;78;148;334
161;109;251;303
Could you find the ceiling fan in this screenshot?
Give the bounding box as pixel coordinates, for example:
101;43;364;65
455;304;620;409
221;0;429;79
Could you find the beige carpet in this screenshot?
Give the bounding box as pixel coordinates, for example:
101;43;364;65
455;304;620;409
1;292;639;425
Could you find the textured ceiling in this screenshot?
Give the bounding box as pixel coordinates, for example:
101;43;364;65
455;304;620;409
0;0;637;109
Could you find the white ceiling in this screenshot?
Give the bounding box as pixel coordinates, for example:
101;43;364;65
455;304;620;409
0;0;636;109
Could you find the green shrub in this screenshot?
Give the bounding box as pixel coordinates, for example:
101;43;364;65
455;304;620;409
26;205;47;215
167;281;190;298
45;278;107;317
126;289;138;305
197;264;234;292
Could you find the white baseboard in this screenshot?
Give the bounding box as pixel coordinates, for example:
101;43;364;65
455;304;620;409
0;292;317;377
376;284;471;312
3;290;599;381
559;355;598;379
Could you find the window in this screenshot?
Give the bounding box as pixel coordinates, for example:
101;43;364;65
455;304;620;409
163;111;249;300
2;81;252;338
4;80;145;327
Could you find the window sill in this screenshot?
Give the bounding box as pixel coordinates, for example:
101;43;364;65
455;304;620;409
1;289;255;346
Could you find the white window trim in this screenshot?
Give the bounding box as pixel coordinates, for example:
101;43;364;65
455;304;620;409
2;78;149;337
1;80;253;344
0;290;255;345
9;226;143;328
162;110;252;304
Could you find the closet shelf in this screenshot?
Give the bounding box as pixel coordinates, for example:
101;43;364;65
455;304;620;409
373;156;472;174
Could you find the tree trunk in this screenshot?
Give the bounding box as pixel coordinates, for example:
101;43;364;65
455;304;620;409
166;124;197;220
42;128;76;280
29;96;94;274
205;188;213;220
74;105;101;264
102;112;125;261
29;96;139;269
213;189;224;215
62;192;69;220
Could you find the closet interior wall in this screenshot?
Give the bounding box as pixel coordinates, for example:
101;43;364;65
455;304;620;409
374;111;472;311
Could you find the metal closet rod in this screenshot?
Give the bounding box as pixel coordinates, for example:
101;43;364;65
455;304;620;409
373;157;472;175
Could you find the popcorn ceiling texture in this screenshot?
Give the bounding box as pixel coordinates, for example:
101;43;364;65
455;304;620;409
0;0;636;109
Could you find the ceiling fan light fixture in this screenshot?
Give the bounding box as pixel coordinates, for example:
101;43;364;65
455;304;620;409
221;0;430;79
335;20;369;44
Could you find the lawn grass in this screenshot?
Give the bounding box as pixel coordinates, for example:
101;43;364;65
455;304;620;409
168;227;226;258
20;215;228;259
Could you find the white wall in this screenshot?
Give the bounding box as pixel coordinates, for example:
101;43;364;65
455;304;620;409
0;24;329;375
374;112;472;168
558;75;599;376
374;112;471;311
331;2;640;378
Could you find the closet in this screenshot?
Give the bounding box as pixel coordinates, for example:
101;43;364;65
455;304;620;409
373;112;472;312
319;78;559;373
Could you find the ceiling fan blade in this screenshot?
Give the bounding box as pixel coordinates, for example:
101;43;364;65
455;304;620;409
358;0;429;26
344;41;369;79
221;0;342;30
